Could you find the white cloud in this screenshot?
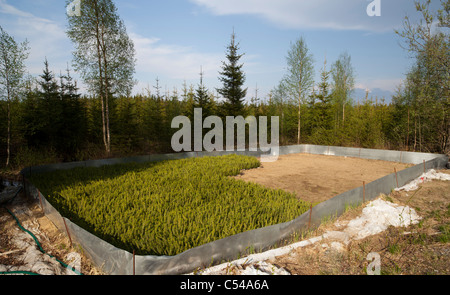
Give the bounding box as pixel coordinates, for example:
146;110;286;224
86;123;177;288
0;0;70;75
190;0;414;32
130;32;268;97
0;0;38;19
0;1;227;95
355;78;404;93
130;32;222;81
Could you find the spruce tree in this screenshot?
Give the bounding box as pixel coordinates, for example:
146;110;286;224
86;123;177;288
314;57;333;131
217;30;247;117
194;67;213;118
59;66;86;159
37;59;62;149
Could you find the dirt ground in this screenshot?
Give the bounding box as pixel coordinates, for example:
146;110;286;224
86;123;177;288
0;153;447;276
235;153;412;203
268;170;450;275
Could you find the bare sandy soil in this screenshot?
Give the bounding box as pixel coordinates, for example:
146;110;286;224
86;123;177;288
269;170;450;275
197;169;450;275
234;153;412;204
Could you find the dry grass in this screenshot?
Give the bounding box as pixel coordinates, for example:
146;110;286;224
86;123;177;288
0;192;104;275
270;170;450;275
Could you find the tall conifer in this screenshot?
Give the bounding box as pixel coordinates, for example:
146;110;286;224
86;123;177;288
217;30;247;117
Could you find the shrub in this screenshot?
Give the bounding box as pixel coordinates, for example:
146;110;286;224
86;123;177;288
30;155;310;255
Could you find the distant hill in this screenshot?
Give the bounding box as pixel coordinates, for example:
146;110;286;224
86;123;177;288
352;88;394;104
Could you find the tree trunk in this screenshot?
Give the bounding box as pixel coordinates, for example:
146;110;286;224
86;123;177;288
100;93;107;151
4;68;11;167
297;96;301;145
101;26;111;155
6;98;10;167
342;102;345;128
279;93;284;146
414;115;417;152
93;0;110;155
419;115;422;152
406;107;410;151
281;107;284;146
104;81;111;154
446;122;450;155
297;81;302;145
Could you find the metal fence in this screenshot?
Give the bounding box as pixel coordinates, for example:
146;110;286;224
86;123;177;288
21;145;448;275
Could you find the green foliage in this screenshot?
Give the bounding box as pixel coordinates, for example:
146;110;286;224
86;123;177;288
393;0;449;153
282;36;315;144
111;96;142;153
13;145;60;168
66;0;137;154
1;0;447;168
0;25;30;167
20;60;87;161
194;70;215;119
217;31;248;117
30;155;310;256
438;224;450;243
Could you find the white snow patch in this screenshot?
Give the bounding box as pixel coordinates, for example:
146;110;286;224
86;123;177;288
240;262;291;275
343;199;421;240
395;169;450;192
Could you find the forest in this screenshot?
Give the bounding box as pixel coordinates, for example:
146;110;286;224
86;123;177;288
0;0;448;171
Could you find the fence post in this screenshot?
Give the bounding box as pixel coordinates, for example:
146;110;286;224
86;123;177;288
37;189;44;211
62;218;73;247
133;250;136;275
394;168;399;188
363;181;366;203
308;203;313;229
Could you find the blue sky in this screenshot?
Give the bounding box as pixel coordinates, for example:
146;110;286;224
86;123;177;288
0;0;443;103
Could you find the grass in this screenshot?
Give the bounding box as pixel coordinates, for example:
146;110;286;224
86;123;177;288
438;224;450;243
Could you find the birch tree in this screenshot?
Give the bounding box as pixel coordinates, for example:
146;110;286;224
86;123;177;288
66;0;136;154
331;52;355;130
282;37;315;144
0;26;29;166
395;0;449;153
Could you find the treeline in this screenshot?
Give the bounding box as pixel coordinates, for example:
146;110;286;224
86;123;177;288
0;57;444;170
0;0;448;170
